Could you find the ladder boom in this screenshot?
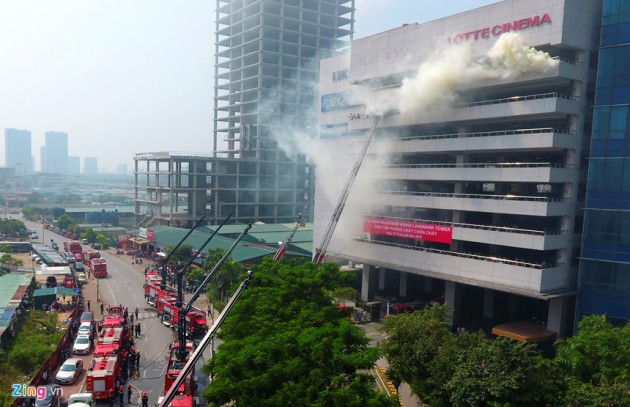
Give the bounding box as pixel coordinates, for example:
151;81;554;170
313;115;380;264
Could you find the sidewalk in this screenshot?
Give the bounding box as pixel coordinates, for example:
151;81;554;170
358;322;423;407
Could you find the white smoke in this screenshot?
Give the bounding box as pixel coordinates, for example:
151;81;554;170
265;32;559;248
367;32;559;115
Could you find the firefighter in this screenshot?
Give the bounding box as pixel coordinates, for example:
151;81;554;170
108;388;115;407
141;392;149;407
127;384;132;403
118;385;124;404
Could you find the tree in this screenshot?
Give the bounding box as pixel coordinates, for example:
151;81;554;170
0;218;27;238
445;335;563;406
378;304;454;404
81;228;97;243
21;206;36;220
379;305;564;406
555;315;630;406
56;214;76;231
26;192;42;204
202;248;244;311
202;258;397;407
95;234;110;248
167;243;193;266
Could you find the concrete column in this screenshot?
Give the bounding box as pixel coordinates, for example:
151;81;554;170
444;281;462;328
423;276;432;294
361;264;377;302
508;295;519;320
482;289;494;319
399;272;408;298
547;297;570;338
378;268;386;291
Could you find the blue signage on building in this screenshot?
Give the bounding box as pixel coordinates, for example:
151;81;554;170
321;92;351;112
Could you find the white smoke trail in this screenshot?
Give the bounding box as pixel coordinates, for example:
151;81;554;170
367;32;559;115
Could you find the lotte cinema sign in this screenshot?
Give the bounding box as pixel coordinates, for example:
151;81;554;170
363;218;452;244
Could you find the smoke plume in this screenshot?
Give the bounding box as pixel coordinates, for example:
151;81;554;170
367;32;559;115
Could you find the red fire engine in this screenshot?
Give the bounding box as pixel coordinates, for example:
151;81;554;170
64;241;84;262
144;280;177;306
102;306;125;328
85;355;120;399
90;258;108;278
63;275;75;289
84;250;100;262
158;298;208;337
164;341;196;395
94;327;123;356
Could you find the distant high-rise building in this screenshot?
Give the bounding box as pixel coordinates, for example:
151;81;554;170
68;156;81;175
4;128;33;175
84;157;98;175
44;131;68;174
40;146;46;173
116;163;128;175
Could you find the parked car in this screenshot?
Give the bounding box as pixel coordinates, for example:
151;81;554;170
55;358;83;384
74;261;85;272
66;253;76;264
77;272;87;285
77;321;93;336
46;276;57;288
81;239;89;245
80;311;94;324
34;385;61;407
73;334;92;355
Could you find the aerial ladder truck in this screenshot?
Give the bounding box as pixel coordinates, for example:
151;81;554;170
313;115;380;265
159;223;252;407
273;213;304;262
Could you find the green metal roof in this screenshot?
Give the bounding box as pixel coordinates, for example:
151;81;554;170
0;273;33;331
148;222;313;263
33;287;79;297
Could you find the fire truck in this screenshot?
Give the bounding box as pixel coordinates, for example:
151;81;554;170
102;306;125;328
90;258;108;278
85;355;120;399
64;240;84;262
158;298;208;337
164;340;196;395
94;325;128;355
63;275;76;289
144;280;177;306
84;250;100;262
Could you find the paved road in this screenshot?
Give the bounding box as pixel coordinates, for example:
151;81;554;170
22;218;213;406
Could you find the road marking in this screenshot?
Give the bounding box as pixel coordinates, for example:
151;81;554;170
106;279;117;304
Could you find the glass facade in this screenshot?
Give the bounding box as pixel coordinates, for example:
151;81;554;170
578;0;630;326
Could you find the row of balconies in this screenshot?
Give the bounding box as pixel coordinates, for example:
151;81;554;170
370;190;572;217
337;238;572;296
375;162;577;184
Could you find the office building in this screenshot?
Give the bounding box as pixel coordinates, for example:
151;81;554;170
4;128;33;175
84;157;98;175
68;156;80;175
577;0;630;326
316;0;602;337
135;0;354;226
44;131;68;174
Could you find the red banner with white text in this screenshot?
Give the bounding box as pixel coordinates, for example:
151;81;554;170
363;218;452;244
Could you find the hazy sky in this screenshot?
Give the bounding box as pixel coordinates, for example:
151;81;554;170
0;0;498;173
